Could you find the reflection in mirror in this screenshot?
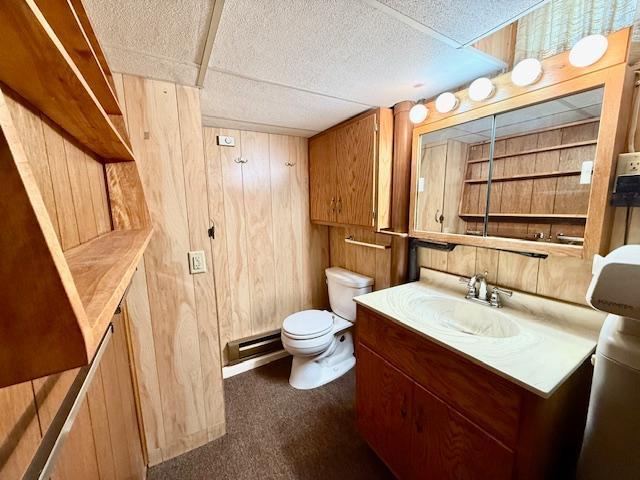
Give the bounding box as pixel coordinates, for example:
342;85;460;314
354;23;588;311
416;87;604;246
416;116;494;235
484;87;604;244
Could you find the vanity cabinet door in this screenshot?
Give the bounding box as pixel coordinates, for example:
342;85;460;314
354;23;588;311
356;344;413;479
309;130;338;223
411;383;515;480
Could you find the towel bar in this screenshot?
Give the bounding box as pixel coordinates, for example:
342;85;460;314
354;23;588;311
23;324;113;480
344;236;390;250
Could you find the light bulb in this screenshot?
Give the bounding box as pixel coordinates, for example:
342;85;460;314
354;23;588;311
569;34;608;67
409;103;428;124
511;58;543;87
469;77;495;102
435;92;459;113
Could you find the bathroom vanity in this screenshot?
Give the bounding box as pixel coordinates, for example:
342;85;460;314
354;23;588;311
354;270;604;480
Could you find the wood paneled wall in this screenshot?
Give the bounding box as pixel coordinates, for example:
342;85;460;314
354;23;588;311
203;128;330;363
0;88;144;479
113;74;226;465
115;74;330;463
329;227;393;290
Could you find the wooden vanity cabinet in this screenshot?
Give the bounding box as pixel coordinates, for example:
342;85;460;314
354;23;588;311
309;108;393;229
355;305;592;480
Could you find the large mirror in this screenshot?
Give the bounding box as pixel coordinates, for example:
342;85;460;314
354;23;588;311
415;87;604;247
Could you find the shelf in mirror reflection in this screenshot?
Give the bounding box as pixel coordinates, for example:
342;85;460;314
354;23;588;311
459;213;587;222
464;169;582;184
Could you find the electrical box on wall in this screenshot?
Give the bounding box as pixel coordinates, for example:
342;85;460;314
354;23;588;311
612;152;640;206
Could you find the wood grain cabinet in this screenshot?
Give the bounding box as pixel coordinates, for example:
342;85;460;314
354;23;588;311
356;305;592;480
309;108;393;229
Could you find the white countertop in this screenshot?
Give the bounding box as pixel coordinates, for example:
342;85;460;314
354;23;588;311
354;268;605;398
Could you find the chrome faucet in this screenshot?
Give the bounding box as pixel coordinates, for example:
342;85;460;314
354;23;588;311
458;272;512;308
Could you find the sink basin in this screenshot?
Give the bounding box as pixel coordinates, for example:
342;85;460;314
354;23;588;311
421;297;520;338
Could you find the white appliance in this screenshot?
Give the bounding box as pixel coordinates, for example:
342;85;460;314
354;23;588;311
578;245;640;480
281;267;373;389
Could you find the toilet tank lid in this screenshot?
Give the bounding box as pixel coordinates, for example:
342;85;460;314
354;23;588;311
325;267;374;288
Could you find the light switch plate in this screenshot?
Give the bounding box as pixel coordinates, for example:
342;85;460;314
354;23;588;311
580;160;594;185
188;250;207;274
216;135;235;147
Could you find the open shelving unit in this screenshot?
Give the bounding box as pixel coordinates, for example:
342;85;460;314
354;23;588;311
0;1;133;161
0;1;151;387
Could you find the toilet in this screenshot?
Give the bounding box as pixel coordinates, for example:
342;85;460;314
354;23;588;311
281;267;373;389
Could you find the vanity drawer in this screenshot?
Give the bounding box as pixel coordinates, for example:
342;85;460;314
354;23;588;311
356;305;523;448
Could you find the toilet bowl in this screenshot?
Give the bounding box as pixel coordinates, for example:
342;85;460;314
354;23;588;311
281;267;373;389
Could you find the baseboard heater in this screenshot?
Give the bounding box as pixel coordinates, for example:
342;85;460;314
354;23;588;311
227;329;283;366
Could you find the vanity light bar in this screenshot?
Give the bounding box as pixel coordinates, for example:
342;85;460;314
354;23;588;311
414;33;610;123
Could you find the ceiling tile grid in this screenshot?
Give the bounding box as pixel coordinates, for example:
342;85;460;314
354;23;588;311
83;0;549;136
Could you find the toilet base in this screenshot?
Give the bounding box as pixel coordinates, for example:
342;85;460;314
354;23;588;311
288;330;355;390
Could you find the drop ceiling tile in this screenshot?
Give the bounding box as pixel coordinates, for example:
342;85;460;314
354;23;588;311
83;0;213;64
200;70;368;134
104;46;198;86
210;0;504;107
375;0;545;44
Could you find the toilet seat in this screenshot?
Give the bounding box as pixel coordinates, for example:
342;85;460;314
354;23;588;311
282;310;334;340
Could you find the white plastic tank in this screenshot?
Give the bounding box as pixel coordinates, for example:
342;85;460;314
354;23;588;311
325;267;373;321
577;245;640;480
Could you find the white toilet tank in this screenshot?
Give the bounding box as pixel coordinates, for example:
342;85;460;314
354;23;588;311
325;267;373;321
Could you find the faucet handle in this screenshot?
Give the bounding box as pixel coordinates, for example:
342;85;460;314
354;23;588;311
490;286;512;307
459;276;477;299
493;287;513;297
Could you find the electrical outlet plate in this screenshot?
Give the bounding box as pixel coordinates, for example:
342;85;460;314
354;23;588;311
188;250;207;274
617;152;640;176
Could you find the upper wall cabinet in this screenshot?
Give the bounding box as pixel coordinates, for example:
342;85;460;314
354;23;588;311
309;108;393;229
410;28;633;258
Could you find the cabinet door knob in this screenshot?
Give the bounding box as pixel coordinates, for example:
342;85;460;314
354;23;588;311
329;197;336;213
336;198;342;214
285;162;296;167
434;209;444;224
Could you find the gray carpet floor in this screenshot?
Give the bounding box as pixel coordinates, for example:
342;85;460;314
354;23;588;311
148;356;393;480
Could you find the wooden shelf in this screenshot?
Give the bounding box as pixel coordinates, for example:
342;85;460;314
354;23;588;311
65;228;152;332
35;0;121;115
0;84;150;387
0;2;134;161
467;140;596;164
465;170;582;184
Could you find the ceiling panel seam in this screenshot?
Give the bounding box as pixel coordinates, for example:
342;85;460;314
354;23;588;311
103;43;200;69
459;0;550;47
201;114;318;133
196;0;225;87
361;0;507;69
361;0;461;47
205;65;377;108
